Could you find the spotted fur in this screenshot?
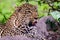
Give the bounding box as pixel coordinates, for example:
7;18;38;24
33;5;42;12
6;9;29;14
1;3;38;37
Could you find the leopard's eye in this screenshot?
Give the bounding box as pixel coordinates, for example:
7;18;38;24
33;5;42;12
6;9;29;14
25;10;32;14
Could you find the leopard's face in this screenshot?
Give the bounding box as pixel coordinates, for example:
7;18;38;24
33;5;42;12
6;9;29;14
27;11;38;27
16;3;38;26
24;9;38;22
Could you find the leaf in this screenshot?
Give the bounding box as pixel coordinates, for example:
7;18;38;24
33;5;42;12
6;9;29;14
38;1;41;5
0;14;4;23
50;11;60;22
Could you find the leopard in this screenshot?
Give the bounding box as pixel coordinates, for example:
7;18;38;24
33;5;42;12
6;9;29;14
1;3;38;37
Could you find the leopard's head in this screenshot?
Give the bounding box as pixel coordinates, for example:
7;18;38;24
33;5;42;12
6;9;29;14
16;3;38;26
22;3;38;26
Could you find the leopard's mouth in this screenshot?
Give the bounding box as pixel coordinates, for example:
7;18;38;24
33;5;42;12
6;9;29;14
28;18;38;27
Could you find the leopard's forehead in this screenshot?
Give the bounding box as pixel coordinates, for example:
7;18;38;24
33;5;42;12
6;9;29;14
21;3;37;8
15;3;37;14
